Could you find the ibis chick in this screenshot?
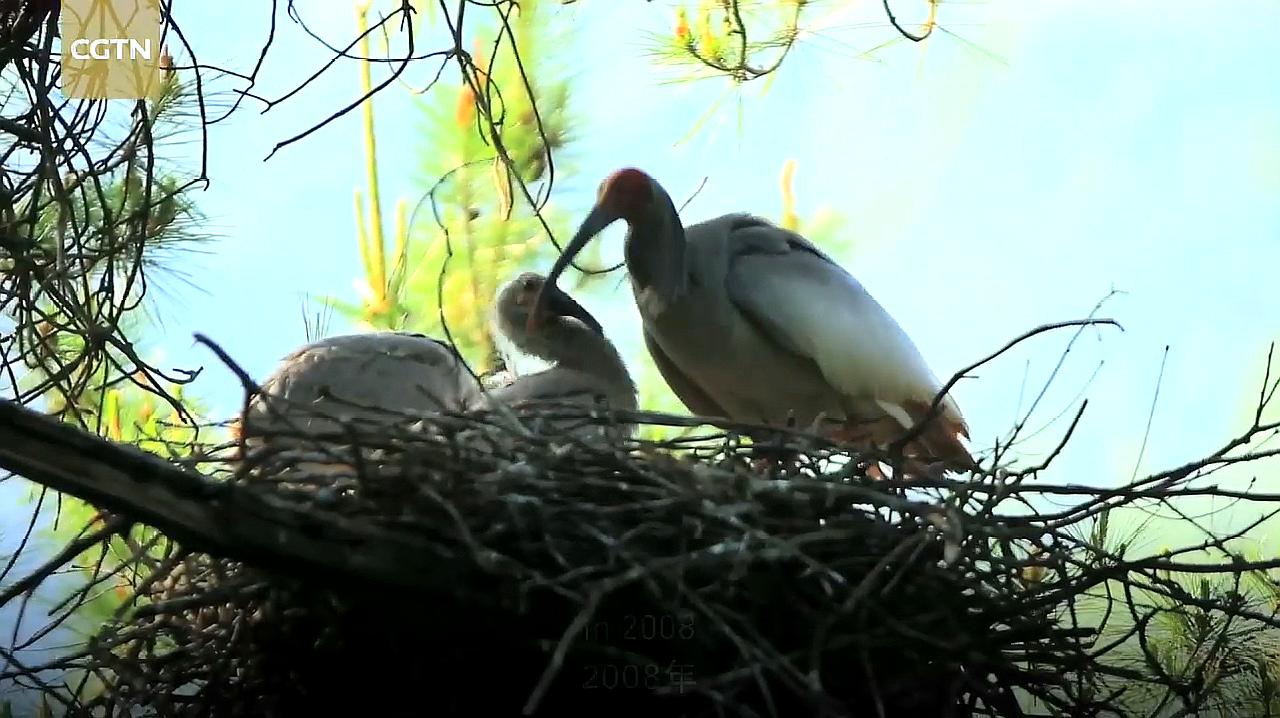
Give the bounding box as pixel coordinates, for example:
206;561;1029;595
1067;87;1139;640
477;272;637;438
235;332;482;462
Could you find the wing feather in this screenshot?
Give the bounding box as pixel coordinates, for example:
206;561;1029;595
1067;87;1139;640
723;224;967;431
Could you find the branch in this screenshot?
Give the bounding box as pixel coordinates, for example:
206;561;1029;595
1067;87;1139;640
888;317;1124;466
0;398;468;594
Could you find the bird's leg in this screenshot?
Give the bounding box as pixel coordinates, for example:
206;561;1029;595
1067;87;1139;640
751;413;800;474
822;420;877;446
820;420;890;479
821;418;959;482
750;411;830;475
881;441;959;481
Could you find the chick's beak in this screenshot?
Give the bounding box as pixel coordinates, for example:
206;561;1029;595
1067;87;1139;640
541;283;603;336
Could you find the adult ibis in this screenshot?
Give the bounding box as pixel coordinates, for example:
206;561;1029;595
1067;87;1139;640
529;168;976;473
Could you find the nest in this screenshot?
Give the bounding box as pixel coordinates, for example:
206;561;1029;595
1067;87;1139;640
21;403;1041;717
5;399;1279;717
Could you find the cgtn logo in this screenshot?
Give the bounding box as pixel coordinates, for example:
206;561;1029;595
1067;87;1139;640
69;38;154;62
60;0;164;100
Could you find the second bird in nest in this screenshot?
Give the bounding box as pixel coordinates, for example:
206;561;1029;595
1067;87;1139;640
472;272;637;438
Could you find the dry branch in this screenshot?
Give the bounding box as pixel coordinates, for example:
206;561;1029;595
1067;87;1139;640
0;398;465;593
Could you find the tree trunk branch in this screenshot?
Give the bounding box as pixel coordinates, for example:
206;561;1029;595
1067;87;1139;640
0;398;465;593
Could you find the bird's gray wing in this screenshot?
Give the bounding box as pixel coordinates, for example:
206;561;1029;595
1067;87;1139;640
484;370;606;407
482;369;637;440
722;219;961;425
642;326;729;419
250;333;482;423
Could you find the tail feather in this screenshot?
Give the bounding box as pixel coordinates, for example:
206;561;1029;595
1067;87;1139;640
902;399;978;472
830;399;978;474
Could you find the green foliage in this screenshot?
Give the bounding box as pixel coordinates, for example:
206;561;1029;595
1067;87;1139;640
638;0;812;144
646;0;808;84
2;67;221;665
1087;567;1280;716
10;68;215;422
33;371;209;646
1030;413;1280;716
328;0;588;377
1008;511;1280;716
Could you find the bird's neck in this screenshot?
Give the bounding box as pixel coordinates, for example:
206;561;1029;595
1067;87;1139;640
506;321;633;390
553;330;634;392
624;200;688;309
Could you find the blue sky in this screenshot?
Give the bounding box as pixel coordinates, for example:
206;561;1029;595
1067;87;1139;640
1;0;1279;699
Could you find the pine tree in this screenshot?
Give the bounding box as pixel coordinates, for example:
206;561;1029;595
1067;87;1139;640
333;0;587;380
2;42;223;707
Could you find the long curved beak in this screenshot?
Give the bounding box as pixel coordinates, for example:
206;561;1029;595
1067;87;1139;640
527;203;620;333
541;282;604;336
